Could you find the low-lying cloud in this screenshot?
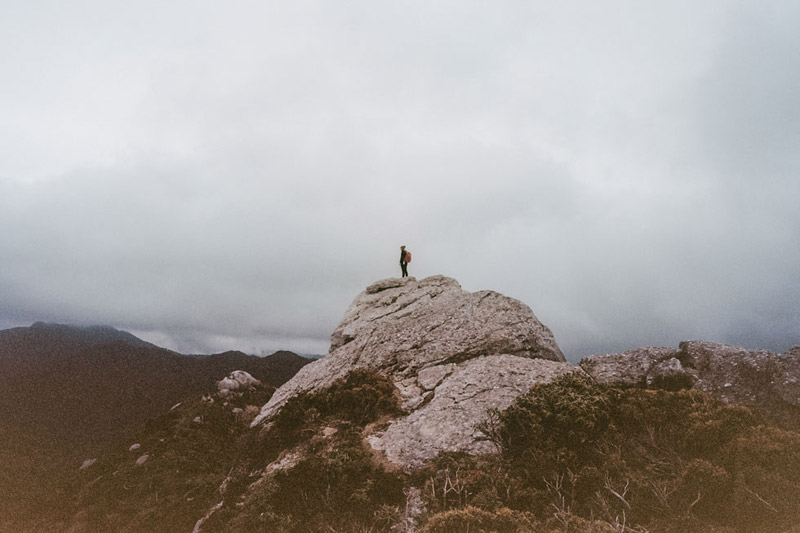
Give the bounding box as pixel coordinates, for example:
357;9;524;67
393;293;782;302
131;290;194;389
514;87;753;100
1;1;798;360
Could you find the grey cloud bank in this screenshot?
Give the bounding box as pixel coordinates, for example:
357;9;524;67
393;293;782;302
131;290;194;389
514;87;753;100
1;1;798;360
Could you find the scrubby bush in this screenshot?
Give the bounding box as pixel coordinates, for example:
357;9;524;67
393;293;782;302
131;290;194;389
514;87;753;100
420;452;512;514
439;373;800;532
316;368;403;424
420;505;537;533
71;368;800;533
497;373;614;470
212;370;407;532
729;426;800;531
268;429;405;530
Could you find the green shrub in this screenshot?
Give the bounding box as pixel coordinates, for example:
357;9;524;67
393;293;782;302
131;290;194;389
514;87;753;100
247;369;402;472
464;373;798;531
499;373;613;460
214;370;406;532
730;426;800;531
219;426;406;532
314;368;403;424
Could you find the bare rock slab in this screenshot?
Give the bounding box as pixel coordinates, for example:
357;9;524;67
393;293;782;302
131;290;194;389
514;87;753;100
368;356;579;468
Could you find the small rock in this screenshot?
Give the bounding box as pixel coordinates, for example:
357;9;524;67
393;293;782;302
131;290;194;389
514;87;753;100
322;426;338;437
217;370;261;395
135;454;149;467
129;443;141;451
232;408;244;415
193;416;203;424
170;402;182;411
79;458;97;470
265;449;303;474
646;357;696;390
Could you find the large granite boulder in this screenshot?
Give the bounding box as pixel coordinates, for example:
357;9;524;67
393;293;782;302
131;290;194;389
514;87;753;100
252;275;573;468
580;341;800;415
368;355;577;468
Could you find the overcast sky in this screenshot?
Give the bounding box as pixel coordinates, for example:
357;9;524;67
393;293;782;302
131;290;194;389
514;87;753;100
2;1;798;361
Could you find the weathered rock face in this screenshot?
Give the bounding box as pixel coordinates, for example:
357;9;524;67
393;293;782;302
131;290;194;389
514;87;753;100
580;341;800;414
579;347;680;388
369;356;577;468
217;370;261;396
330;275;565;366
253;275;573;468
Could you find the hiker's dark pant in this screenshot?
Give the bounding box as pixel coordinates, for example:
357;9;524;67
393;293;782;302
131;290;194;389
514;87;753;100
400;262;408;277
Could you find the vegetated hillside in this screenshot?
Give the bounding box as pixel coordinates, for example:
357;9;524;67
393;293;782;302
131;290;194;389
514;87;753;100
0;422;74;533
8;377;276;533
60;371;800;533
0;323;310;533
0;323;310;456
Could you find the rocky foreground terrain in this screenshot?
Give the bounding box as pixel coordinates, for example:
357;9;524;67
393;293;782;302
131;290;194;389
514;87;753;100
8;275;800;532
254;275;573;468
253;275;800;470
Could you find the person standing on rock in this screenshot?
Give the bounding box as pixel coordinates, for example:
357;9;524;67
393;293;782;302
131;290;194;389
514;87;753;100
400;245;410;277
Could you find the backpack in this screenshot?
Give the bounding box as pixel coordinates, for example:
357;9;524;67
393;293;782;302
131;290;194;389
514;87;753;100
405;250;412;263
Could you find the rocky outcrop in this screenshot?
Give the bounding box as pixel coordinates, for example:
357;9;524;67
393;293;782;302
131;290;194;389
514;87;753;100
581;341;800;414
217;370;261;396
579;346;680;388
368;356;577;468
253;275;573;468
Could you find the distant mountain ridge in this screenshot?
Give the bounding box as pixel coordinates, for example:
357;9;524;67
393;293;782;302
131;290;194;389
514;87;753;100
0;322;311;457
0;322;162;370
28;321;163;347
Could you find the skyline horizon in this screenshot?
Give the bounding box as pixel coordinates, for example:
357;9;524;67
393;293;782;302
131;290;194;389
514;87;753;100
3;271;797;362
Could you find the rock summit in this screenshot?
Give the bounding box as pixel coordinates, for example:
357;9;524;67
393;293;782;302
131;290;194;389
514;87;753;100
253;275;575;468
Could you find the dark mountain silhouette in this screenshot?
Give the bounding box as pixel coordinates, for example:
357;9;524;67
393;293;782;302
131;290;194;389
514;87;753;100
0;323;311;457
0;322;163;374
